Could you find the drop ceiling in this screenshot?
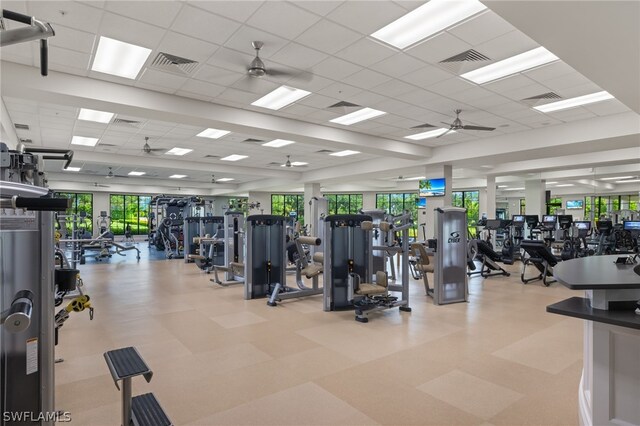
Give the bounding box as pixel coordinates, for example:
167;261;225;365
1;0;638;195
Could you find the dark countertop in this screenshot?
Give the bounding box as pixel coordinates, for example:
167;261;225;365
552;255;640;290
547;297;640;330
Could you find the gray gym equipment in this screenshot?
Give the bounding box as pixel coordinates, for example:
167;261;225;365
1;142;72;426
212;211;245;286
187;217;225;272
244;215;286;300
360;209;388;275
432;207;469;305
1;9;54;76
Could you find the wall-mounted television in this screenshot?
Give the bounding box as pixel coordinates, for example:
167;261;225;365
415;197;427;208
566;200;584;209
419;178;446;197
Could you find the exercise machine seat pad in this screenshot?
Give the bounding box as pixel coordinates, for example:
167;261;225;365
312;252;324;264
188;254;205;260
415;264;435;273
355;283;387;295
302;264;323;278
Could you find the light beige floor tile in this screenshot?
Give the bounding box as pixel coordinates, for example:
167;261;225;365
492;319;582;374
417;369;524;420
210;311;268;328
193;342;273;374
55;352;107;386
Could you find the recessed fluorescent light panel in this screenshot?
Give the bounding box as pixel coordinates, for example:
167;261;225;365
504;187;525;191
220;154;248;162
71;136;99;147
251;86;311;110
169;174;186;179
404;176;426;181
64;167;81;172
282;161;308;167
554;184;574;187
371;0;486;49
601;176;634;181
91;36;152;79
330;108;386;125
165;147;193;156
196;128;230;139
616;179;640;183
405;128;454;140
78;108;114;123
534;91;615;113
330;150;360;157
262;139;295;148
217;178;234;182
128;171;146;176
546;181;558;184
461;47;558;84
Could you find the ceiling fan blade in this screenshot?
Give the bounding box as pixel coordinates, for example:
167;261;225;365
441;121;453;127
436;128;454;139
462;125;496;131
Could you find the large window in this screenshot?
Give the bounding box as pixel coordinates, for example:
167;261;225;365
324;194;363;215
547;197;563;215
375;192;418;238
109;194;152;235
452;191;479;236
56;192;93;234
587;195;639;220
520;198;526;215
271;194;304;224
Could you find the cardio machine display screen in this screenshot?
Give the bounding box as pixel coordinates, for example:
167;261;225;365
512;215;524;223
574;221;591;230
623;221;640;231
542;215;556;223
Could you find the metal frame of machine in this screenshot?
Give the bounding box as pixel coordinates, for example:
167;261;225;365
212;211;246;286
244;215;286;300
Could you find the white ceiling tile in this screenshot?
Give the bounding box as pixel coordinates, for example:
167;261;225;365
447;11;514;46
371;79;416;97
270;43;329;70
341;69;392;90
548;108;598;122
194;64;245;87
398;63;452;87
281;103;318;117
557;82;605;99
311;56;362;80
406;32;473;64
288;73;335;92
334;38;396;68
104;1;183;27
543;72;597;93
467;95;514;109
135;81;176;95
99;12;167;49
304;109;341;122
190;1;264;23
157;32;219;64
246;2;321;39
1;54;34;67
206;46;254;73
316;82;363;100
223;26;288;59
523;61;577;84
2;1;28;14
296;19;362;55
484;74;538;93
448;86;496;104
137;68;189;90
488;101;532;116
326;1;406;35
293;1;343;16
171;5;240;45
231;77;280;95
27;1;102;33
178;79;226;98
370;53;426;78
48;24;96;54
348;91;388;107
216;87;262;105
48;46;90;69
582;100;630;116
426;77;476;96
501;83;554;101
474;30;539;62
400;89;443;108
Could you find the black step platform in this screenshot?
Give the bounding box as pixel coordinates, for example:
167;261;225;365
104;346;153;387
132;393;173;426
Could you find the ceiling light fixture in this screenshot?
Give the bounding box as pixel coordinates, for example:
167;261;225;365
196;128;231;139
616;179;640;183
262;139;295;148
503;187;525;191
282;161;308;167
128;171;146;176
534;91;614;113
78;108;114;123
404;176;426;181
601;176;635;181
251;85;311;110
221;154;248;162
371;0;486;49
330;150;360;157
554;184;574;187
91;36;152;79
169;174;186;179
461;47;558;84
71;136;99;147
330;107;386;125
405;128;454;140
217;178;234;182
546;181;558;184
64;167;81;172
497;185;508;188
165;147;193;156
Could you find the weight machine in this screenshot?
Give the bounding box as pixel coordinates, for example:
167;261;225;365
244;215;286;300
213;211;246;286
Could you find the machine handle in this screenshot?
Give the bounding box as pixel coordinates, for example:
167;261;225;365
24;147;74;169
1;290;34;333
2;9;32;24
2;195;71;211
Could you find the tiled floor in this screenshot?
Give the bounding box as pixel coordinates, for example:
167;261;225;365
55;247;582;425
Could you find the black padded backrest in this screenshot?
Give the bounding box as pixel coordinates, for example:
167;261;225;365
476;240;502;262
521;240;558;266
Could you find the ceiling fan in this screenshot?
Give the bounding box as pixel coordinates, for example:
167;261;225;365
93;182;110;188
105;167;129;179
123;136;164;155
281;155;307;168
244;41;311;82
438;109;496;138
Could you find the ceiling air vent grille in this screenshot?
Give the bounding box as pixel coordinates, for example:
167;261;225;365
328;101;360;108
19;138;33;143
14;123;29;130
411;123;436;129
112;118;143;128
204;155;220;158
438;49;491;73
242;138;265;143
316;149;334;153
521;92;562;106
150;52;199;76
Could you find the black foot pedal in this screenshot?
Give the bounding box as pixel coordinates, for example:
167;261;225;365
132;393;172;426
104;347;153;384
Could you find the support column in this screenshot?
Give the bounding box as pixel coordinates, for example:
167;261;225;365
422;164;453;240
524;179;546;218
303;183;321;227
248;192;271;214
362;192;376;210
484;175;496;219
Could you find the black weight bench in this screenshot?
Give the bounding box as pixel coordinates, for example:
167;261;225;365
104;346;172;426
520;240;560;286
468;240;511;278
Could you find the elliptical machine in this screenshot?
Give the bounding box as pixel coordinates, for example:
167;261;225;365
96;211;114;240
